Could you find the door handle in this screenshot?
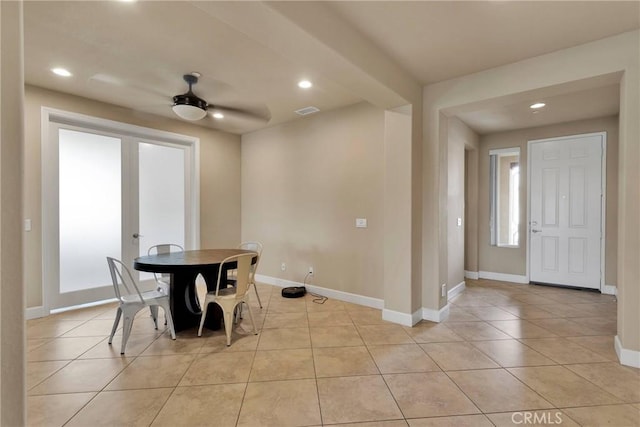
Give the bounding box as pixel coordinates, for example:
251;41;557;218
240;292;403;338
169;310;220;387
132;233;143;239
531;229;542;233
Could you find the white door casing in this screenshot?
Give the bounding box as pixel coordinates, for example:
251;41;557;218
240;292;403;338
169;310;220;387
528;133;605;290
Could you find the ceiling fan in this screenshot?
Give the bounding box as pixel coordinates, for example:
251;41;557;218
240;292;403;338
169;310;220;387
171;72;270;124
172;73;208;121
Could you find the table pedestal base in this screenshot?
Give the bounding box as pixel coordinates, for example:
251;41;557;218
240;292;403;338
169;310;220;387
170;271;223;332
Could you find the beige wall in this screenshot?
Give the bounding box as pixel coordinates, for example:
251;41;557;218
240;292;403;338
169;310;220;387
241;102;385;299
1;1;26;423
447;117;479;290
477;116;619;284
24;85;242;308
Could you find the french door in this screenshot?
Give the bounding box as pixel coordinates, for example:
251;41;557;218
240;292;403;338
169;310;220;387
528;132;605;289
43;110;199;310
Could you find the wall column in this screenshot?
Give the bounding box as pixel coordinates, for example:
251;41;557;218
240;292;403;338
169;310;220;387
421;108;450;321
464;148;479;275
616;60;640;366
383;107;420;325
0;0;26;423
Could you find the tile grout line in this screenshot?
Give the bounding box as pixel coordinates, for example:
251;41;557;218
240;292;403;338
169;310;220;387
306;292;324;427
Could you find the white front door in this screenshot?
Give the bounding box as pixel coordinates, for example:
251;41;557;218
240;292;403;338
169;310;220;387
529;133;605;289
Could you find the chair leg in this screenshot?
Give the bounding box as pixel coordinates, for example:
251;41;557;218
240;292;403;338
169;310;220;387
235;304;243;324
161;303;176;340
121;314;135;354
252;282;263;309
223;309;234;346
245;299;258;335
150;305;159;330
197;300;210;337
108;307;122;345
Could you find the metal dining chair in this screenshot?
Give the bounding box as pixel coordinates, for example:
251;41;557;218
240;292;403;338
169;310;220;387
107;257;176;354
147;243;184;294
198;253;259;346
147;244;183;325
227;241;264;309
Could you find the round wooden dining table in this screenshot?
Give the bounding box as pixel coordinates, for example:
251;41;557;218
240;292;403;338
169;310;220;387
133;249;257;332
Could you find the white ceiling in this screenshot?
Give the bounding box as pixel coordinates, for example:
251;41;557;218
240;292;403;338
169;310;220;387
456;84;621;135
23;1;639;135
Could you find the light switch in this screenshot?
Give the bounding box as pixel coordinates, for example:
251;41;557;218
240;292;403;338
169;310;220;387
355;218;367;228
24;219;32;232
457;217;462;227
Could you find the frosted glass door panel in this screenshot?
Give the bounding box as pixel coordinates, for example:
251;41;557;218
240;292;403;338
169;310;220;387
138;142;185;281
59;129;122;293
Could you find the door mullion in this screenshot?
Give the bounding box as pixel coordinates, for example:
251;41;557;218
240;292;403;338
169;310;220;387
122;136;140;272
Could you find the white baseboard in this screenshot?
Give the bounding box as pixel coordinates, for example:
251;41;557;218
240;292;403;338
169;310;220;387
448;281;466;300
49;297;117;314
479;271;529;284
464;271;479;280
382;308;422;327
615;335;640;368
25;306;46;320
255;274;384;310
422;304;450;323
255;274;455;326
601;284;617;296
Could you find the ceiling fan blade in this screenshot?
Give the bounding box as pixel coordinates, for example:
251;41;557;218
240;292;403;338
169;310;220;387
209;105;271;123
89;73;170;100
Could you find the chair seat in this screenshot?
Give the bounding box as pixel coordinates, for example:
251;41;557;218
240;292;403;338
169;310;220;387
121;289;167;304
208;287;237;299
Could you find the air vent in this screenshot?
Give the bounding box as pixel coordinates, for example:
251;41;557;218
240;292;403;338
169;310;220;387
295;106;320;116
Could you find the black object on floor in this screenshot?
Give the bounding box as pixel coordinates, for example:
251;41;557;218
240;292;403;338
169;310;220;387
282;286;306;298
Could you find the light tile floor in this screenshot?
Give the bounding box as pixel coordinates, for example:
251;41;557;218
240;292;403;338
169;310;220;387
26;279;640;426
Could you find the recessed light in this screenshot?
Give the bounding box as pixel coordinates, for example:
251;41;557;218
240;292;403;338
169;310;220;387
530;102;546;109
51;68;72;77
298;80;313;89
212;112;224;119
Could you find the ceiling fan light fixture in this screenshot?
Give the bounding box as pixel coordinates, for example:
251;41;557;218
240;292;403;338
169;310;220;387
172;102;207;121
172;73;208;121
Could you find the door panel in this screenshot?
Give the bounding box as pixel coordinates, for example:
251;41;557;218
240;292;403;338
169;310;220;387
529;133;603;289
542;168;559;227
137;141;186;282
55;128;122;307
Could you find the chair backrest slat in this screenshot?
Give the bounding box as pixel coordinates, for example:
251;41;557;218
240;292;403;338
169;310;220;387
147;244;184;282
106;257;145;303
216;253;256;299
239;241;263;280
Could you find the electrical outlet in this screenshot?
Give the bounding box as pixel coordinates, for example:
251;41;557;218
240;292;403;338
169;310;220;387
308;266;314;275
441;284;447;297
281;262;286;271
